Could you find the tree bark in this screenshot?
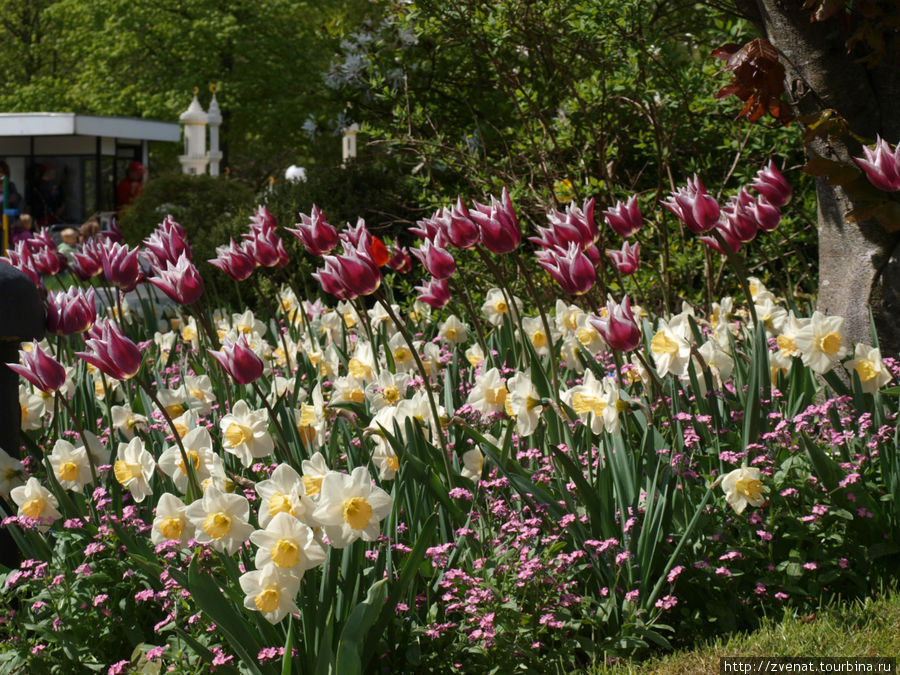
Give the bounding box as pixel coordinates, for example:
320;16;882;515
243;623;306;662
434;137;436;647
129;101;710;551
735;0;900;356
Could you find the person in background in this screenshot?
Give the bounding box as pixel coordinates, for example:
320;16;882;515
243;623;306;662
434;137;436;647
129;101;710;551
0;160;21;213
117;160;145;211
57;227;78;261
79;217;101;243
10;213;34;248
30;163;66;227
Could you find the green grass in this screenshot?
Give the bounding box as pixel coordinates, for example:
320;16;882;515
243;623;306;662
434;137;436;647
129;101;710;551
594;588;900;674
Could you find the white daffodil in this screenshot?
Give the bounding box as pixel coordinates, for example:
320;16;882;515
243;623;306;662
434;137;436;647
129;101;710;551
231;309;267;338
239;564;301;624
466;367;508;416
419;342;442;380
367;302;400;337
157;385;189;419
465;343;485;367
692;340;735;394
169;408;199;441
505;370;542;437
793;311;848;375
461;447;484;482
709;296;738;337
650;318;692;378
158;427;225;494
151;492;194;547
312;466;393;548
300;452;330;500
294;385;326;450
438;315;468;346
0;448;26;500
365;371;409;411
184;375;216;415
250;511;327;574
330;375;367;405
111;404;148;440
255;463;316;528
48;440;93;491
154;330;177;360
269;376;306;408
220;400;274;468
573;314;606;356
19;384;46;431
845;343;892;394
562;370;622;435
185;485;254;555
113;437;156;503
775;312;809;360
555;300;584;337
318;310;344;344
336;300;361;330
179;315;200;350
92;372;122;403
753;293;788;337
387;333;418;373
721;466;766;514
347;342;377;384
481;288;521;327
372;439;400;481
521;316;557;357
10;477;61;531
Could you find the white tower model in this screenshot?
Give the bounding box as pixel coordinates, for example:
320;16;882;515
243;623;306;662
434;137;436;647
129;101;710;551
179;89;209;175
207;87;223;176
342;123;359;165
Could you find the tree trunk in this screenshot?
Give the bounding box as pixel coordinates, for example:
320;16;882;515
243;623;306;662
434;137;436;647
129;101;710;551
735;0;900;356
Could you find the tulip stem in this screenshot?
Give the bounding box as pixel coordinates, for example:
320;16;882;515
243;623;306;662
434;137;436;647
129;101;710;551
513;253;561;397
375;294;453;482
448;276;490;368
711;231;759;329
137;378;203;499
251;380;293;463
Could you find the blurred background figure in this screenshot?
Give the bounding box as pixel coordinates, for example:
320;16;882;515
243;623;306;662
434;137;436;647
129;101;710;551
117;160;145;211
79;216;101;243
0;160;21;213
10;213;34;247
29;163;66;227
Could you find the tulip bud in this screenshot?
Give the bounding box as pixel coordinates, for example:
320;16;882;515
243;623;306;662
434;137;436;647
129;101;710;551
750;160;792;207
536;242;596;295
446;198;480;249
606;241;640;276
209;334;264;385
662;175;720;234
46;287;96;336
209;239;257;282
415;277;451;308
603;196;643;238
412;235;456;280
100;241;142;292
287;205;339;256
470;187;521;254
590;296;642;352
75;319;143;380
7;340;67;393
147;252;205;305
854;135;900;192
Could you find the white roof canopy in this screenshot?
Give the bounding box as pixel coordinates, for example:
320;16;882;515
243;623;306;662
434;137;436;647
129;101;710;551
0;112;180;143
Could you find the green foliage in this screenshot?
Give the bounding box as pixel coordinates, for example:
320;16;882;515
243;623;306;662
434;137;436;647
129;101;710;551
118;172;255;300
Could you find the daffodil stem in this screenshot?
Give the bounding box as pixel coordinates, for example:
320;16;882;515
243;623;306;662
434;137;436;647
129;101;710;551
55;392;101;490
137;377;202;498
375;294;453;482
353;298;381;376
251;379;292;463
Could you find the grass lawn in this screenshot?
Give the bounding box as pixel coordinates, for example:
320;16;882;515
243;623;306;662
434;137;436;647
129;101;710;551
595;587;900;674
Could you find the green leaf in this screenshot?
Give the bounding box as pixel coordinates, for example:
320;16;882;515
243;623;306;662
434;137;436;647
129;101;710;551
335;578;388;675
186;555;269;675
